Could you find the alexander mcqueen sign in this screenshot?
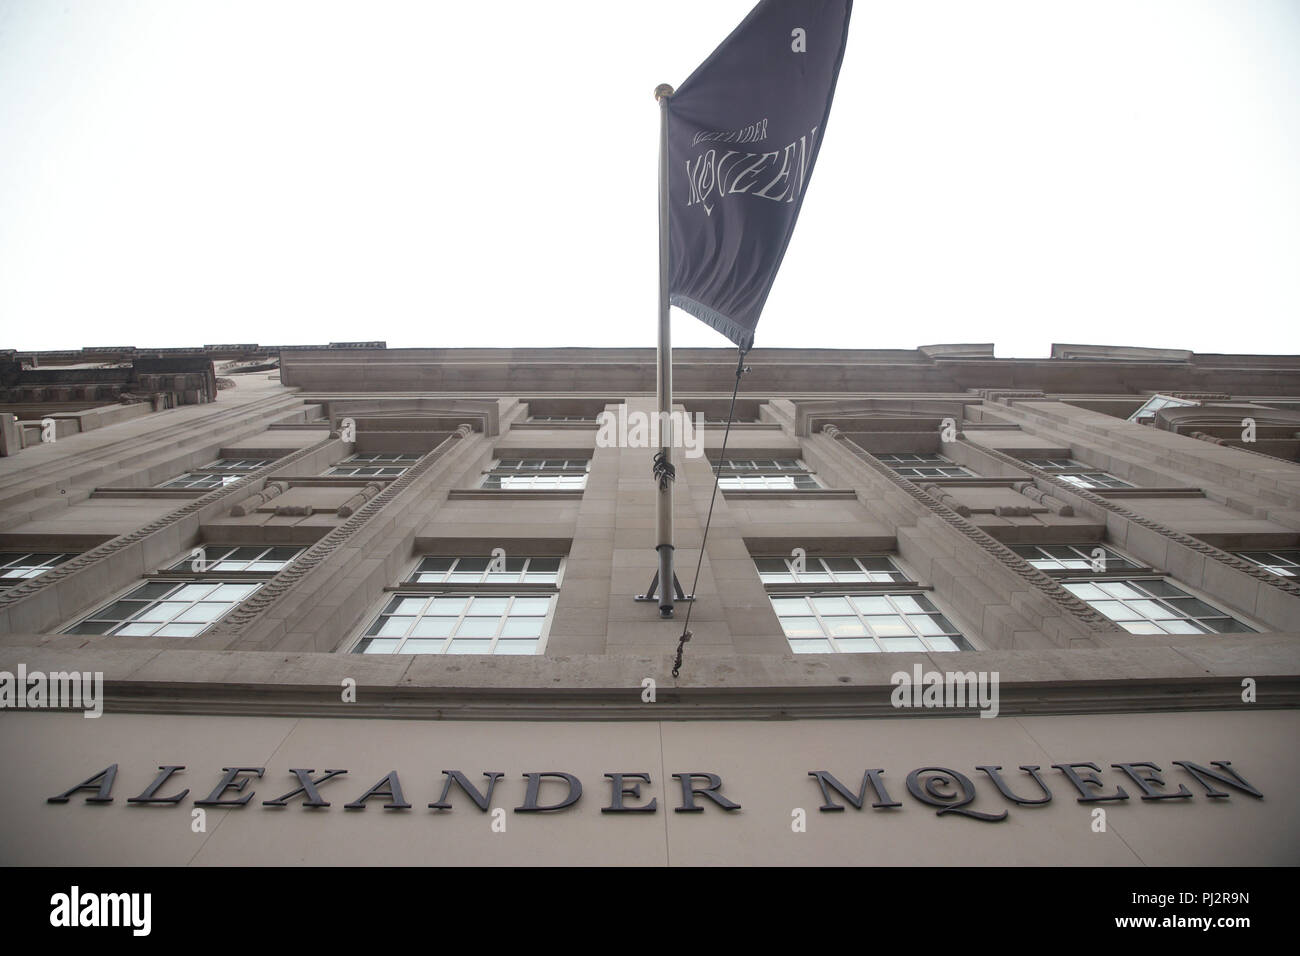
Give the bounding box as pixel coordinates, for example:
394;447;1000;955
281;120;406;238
46;758;1263;822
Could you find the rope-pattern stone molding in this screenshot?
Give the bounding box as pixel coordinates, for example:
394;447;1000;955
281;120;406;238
208;425;474;634
0;437;336;610
821;424;1115;633
966;439;1300;598
230;481;287;516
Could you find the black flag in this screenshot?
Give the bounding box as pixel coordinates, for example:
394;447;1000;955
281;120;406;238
667;0;852;351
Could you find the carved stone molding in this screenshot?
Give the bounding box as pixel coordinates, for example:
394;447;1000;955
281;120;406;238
920;482;971;516
229;481;287;517
821;425;1115;633
1014;481;1075;516
337;481;383;517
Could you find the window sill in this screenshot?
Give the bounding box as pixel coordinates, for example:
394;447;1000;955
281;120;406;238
448;489;585;500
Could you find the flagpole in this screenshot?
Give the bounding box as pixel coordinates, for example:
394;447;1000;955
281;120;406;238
654;82;675;618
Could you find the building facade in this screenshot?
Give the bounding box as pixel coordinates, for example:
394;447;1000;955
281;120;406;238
1;343;1298;865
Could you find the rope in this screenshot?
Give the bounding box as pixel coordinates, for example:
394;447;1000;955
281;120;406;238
672;346;749;678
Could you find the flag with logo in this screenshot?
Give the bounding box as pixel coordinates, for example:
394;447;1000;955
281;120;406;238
666;0;852;351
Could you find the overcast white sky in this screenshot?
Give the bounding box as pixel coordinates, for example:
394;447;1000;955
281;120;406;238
1;0;1297;357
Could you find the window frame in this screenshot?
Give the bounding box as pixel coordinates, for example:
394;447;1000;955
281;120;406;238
754;553;975;654
1060;575;1257;635
349;554;566;656
324;453;421;479
874;453;977;480
714;457;822;491
480;458;591;490
0;551;78;587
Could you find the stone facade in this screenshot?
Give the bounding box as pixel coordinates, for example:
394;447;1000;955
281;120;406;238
1;343;1298;865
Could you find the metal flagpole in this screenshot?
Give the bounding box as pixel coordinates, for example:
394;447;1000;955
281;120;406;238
654;82;675;618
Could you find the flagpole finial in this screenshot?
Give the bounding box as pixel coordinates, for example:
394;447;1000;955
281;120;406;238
654;83;674;101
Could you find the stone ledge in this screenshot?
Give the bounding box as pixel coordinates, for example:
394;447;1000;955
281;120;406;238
0;635;1297;720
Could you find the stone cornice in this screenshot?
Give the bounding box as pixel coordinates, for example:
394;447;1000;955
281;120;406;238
2;638;1298;720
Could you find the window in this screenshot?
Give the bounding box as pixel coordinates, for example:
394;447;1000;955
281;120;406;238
716;458;820;490
169;545;303;573
325;454;419;478
528;415;595;423
66;580;263;637
158;458;271;489
353;555;562;655
756;555;908;584
0;551;76;587
1010;544;1138;573
875;454;975;479
481;459;589;490
409;556;561;584
64;544;300;637
1235;550;1300;578
773;593;969;654
757;555;972;653
1128;394;1198;425
1021;458;1132;489
1061;579;1255;634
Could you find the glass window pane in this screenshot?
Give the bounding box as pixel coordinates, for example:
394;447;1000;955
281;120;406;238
1092;601;1136;620
116;623;160;636
494;639;539;655
823;617;868;637
391;597;427;615
467;597;509;616
878;637;927;652
849;596;892;615
402;640;445;654
209;584;258;601
780;617;823;638
155;623;206;637
501;617;544;638
834;639;879;653
377;617;414;637
771;598;810;616
175;603;227;623
447;640;493;654
455;618;499;638
865;615;912;637
1097;582;1142;599
1120;621;1164;634
926;636;960;651
410;618;455;638
789;640;833;654
429;597;468;615
508;597;551;616
358;638;400;654
811;596;853;615
889;595;924;614
173;583;217;601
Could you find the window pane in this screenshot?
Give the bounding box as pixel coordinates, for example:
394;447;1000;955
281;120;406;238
789;639;833;654
835;639;879;653
494;639;539;655
410;618;455;638
818;617;863;636
780;617;823;638
811;596;853;615
402;640;445;654
501;617;544;638
447;640;493;654
865;615;912;636
509;597;552;616
455;618;498;638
